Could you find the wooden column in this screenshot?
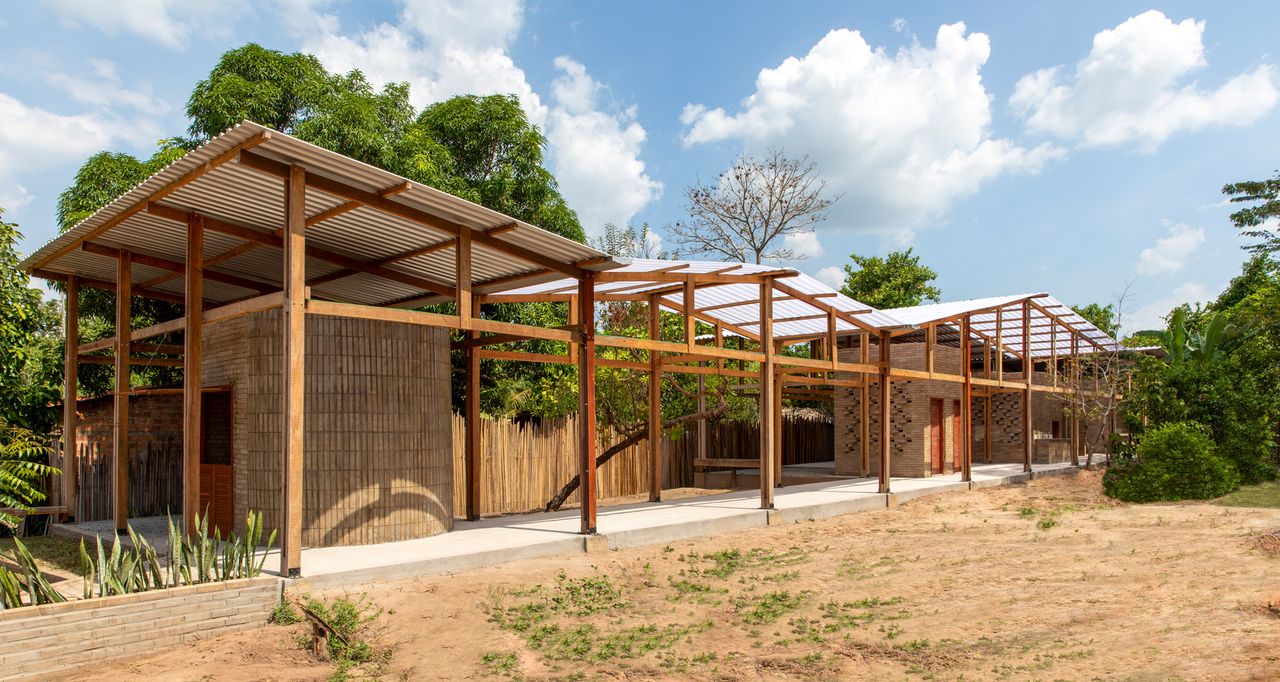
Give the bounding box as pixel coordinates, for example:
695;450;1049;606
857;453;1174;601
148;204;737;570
578;273;598;534
859;332;870;477
648;293;662;502
683;278;695;353
877;331;892;494
1071;332;1080;465
995;307;1004;384
280;165;306;577
462;229;480;521
961;315;973;483
1022;300;1032;473
758;279;775;509
1050;320;1058;388
112;253;131;531
925;324;935;374
183;214;204;536
773;346;783;487
61;276;79;520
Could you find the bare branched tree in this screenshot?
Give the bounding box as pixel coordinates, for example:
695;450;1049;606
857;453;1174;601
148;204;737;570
669;149;840;263
1058;282;1138;467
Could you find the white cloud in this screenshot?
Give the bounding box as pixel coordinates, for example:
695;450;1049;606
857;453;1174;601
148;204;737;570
1126;281;1210;333
1136;221;1205;275
1011;10;1279;150
0;93;158;210
46;58;170;113
681;24;1063;241
286;0;660;234
781;231;823;259
545;57;662;233
814;265;845;290
43;0;244;49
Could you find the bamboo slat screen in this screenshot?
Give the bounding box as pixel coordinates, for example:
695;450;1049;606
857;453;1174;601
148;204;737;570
449;413;834;518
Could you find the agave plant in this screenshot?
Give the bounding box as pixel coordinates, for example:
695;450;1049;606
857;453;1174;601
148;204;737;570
0;423;60;530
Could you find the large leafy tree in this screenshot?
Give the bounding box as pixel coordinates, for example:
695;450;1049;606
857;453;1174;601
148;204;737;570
838;248;941;309
1071;303;1121;339
0;210;61;431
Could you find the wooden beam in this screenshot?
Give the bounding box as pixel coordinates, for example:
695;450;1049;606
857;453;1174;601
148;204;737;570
771;280;879;334
304;181;410;228
62;277;78;521
457;230;472;331
648;294;662;502
32;268;185;305
113;252;130;531
183;214;203;536
81;241;274;294
878;331;892;494
237;149;586;279
683;279;696;353
149;201;455;298
758;279;775;510
30;130;270;272
78;355;183;367
280;165;306;578
578;274;598;534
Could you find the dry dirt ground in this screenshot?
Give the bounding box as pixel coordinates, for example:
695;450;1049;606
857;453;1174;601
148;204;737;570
70;471;1280;681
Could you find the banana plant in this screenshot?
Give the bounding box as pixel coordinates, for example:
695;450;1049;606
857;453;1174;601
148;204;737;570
1151;308;1248;366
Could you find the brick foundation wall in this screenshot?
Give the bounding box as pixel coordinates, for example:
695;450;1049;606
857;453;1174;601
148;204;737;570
0;577;278;682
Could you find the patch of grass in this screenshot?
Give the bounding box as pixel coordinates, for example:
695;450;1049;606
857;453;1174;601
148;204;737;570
1215;480;1280;508
479;650;520;678
271;600;303;625
1037;517;1058;530
0;535;85;576
295;595;391;682
488;572;628;633
682;546;806;579
734;590;808;625
526;620;714;662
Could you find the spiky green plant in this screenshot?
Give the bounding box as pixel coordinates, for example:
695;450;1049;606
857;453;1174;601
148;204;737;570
0;537;67;609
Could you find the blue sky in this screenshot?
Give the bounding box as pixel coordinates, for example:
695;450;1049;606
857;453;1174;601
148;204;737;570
2;1;1278;332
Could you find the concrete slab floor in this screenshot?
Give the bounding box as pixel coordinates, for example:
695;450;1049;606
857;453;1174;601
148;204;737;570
49;461;1079;589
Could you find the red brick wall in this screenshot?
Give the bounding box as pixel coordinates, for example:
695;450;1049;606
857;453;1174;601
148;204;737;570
74;393;184;522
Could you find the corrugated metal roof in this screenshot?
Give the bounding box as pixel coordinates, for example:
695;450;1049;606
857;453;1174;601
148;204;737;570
495;258;889;340
21;120;622;306
882;294;1121;358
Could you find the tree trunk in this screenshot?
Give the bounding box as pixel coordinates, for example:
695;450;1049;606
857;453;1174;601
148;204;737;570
545;404;726;512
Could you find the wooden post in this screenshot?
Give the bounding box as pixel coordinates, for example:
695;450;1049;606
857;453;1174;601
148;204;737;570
463;230;480;521
961;315;972;483
995;306;1004;384
926;323;935;374
183;214;204;536
1022;300;1032;473
112;253;131;531
758;279;775;509
683;278;695;353
62;276;79;520
1071;332;1080;466
578;274;598;533
648;293;662;502
280;165;306;578
859;332;870;477
1050;320;1058;388
877;331;892;494
773;346;783;487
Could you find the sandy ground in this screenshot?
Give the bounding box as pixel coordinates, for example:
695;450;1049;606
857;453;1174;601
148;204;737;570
67;471;1280;681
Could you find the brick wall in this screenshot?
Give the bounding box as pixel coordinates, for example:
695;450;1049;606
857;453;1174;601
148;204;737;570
0;577;278;682
74;393;184;522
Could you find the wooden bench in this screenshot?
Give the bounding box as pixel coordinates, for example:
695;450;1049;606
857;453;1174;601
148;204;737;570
693;458;760;488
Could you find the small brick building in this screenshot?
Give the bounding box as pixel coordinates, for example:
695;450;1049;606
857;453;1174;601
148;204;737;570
73;310;453;547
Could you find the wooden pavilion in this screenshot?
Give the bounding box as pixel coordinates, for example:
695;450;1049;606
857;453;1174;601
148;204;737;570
21;121;1122;577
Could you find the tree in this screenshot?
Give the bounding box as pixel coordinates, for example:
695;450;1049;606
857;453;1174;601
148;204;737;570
0;210;62;431
838;248;940;309
1223;171;1280;254
1071;303;1120;339
592;223;666;259
668;149;838;263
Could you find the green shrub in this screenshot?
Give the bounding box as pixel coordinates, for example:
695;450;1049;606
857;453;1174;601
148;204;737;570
1103;422;1239;502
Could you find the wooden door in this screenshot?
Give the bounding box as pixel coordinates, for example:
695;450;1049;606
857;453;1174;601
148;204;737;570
198;390;234;536
930;399;944;474
952;400;962;472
